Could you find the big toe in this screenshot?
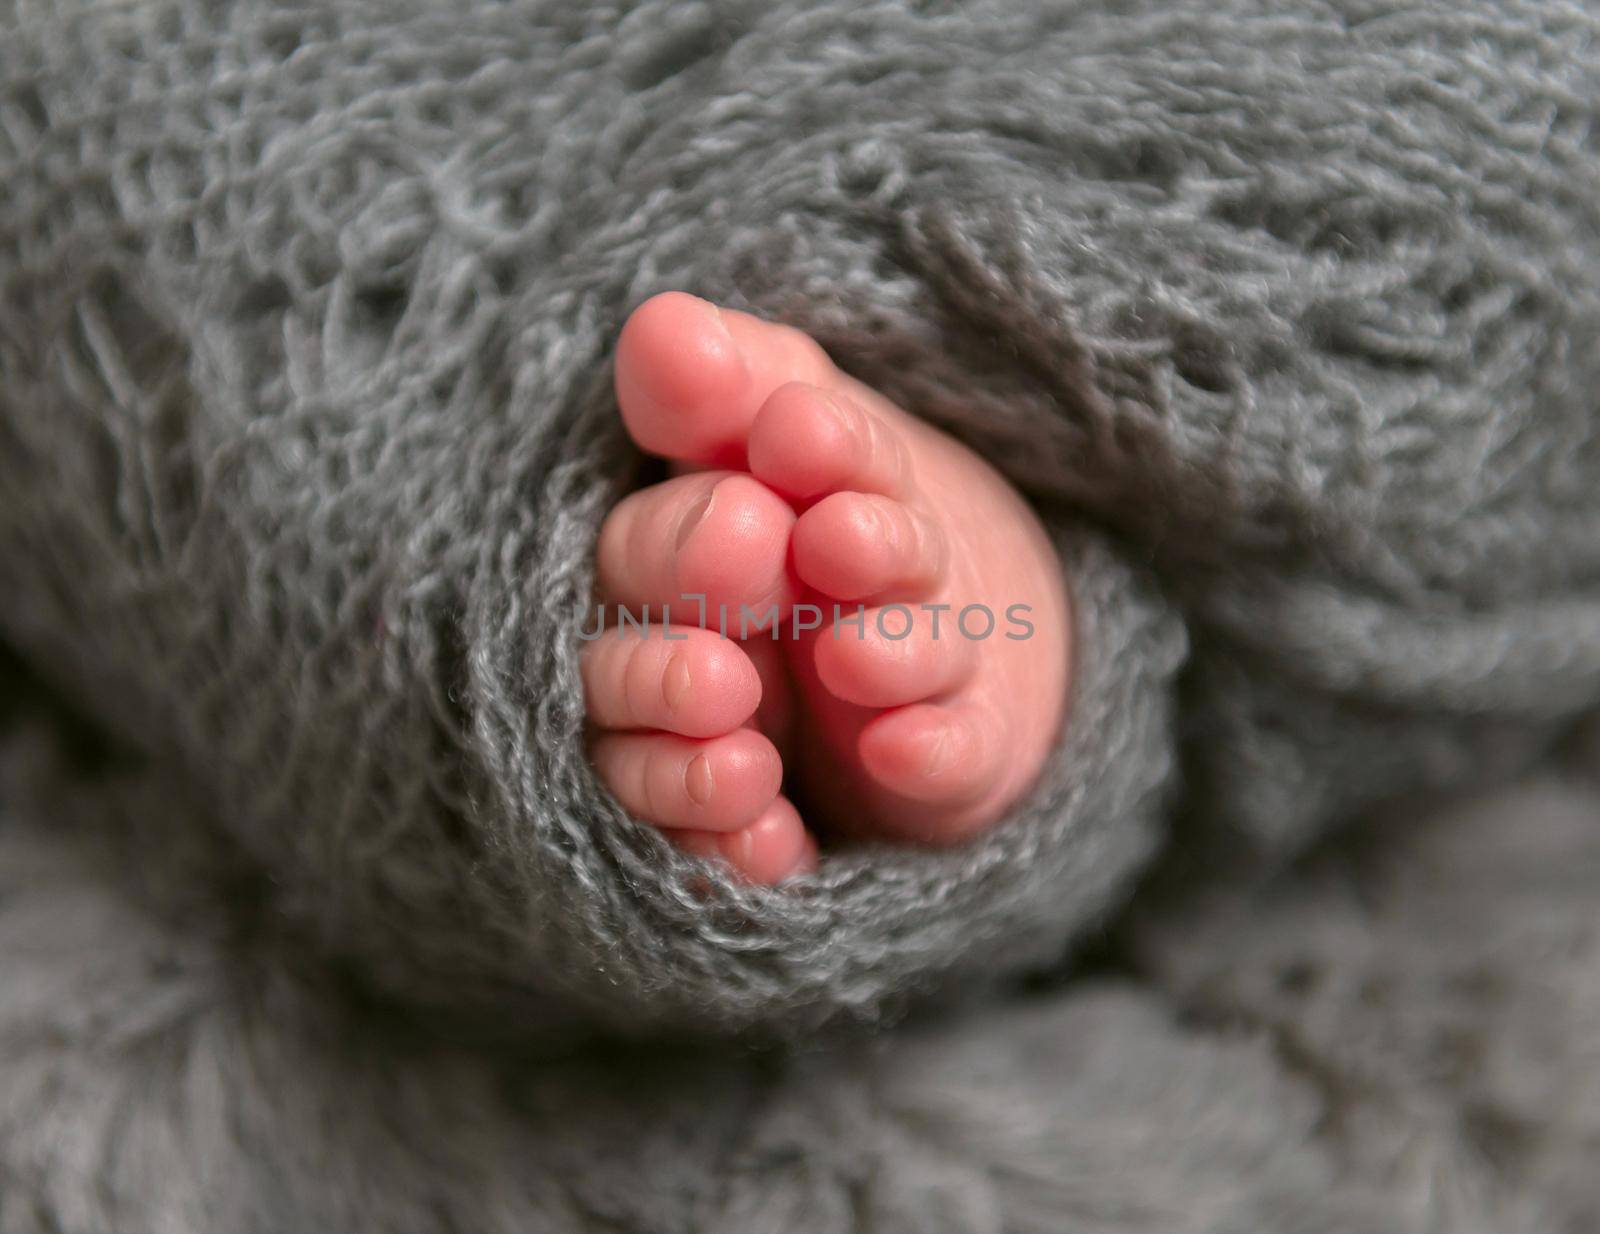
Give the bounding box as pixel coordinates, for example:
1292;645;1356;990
615;292;838;468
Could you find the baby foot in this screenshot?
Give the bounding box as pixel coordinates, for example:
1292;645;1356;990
750;361;1072;847
585;292;1071;881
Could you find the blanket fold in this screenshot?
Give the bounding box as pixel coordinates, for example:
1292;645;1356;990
2;0;1598;1038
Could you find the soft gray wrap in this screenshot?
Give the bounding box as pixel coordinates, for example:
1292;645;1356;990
2;0;1599;1229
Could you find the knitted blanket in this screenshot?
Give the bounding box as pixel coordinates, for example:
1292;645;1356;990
2;1;1598;1229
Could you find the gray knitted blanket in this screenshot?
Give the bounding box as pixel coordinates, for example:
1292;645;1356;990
2;1;1598;1230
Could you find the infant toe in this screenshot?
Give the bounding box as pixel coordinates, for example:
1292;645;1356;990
856;702;1008;842
591;728;783;832
596;471;796;629
670;796;817;885
792;491;946;601
812;602;975;709
580;626;760;738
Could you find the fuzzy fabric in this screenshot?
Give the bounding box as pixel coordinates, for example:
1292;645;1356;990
1;0;1598;1230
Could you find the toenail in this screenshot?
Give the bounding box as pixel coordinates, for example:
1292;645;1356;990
726;822;753;871
707;305;749;381
663;652;692;710
921;726;958;778
676;490;715;549
813;389;849;434
685;753;714;805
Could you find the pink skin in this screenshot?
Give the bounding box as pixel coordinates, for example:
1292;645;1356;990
582;292;1072;884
